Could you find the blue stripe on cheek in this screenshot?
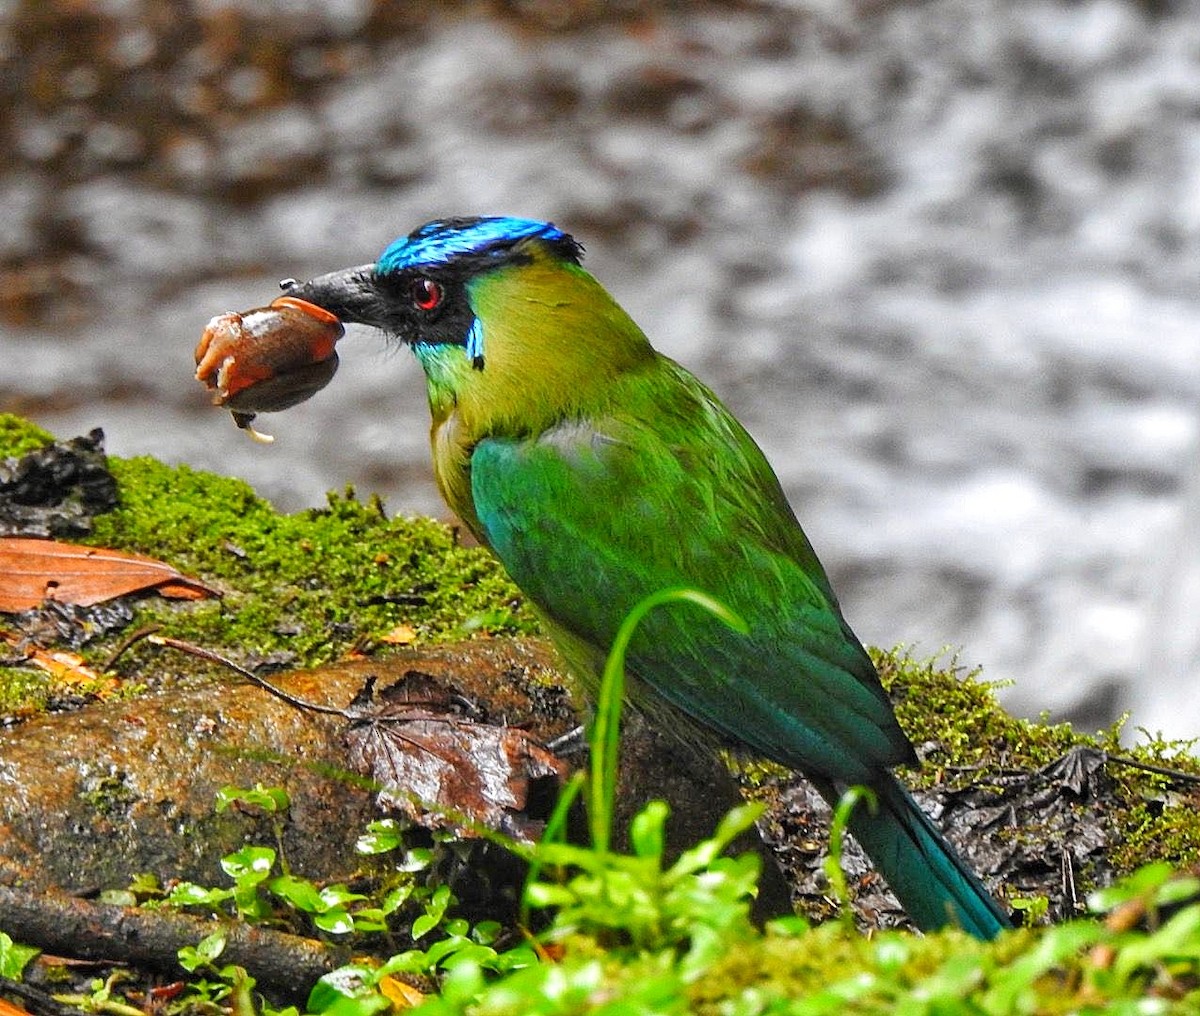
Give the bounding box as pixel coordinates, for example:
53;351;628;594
466;317;485;370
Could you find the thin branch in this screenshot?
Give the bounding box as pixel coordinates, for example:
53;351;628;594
1105;753;1200;785
0;977;82;1016
144;634;345;715
0;885;344;1001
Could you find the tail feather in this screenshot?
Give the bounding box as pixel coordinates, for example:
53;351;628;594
819;772;1011;939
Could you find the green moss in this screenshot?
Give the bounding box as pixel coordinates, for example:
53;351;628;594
79;772;138;817
0;416;537;711
1107;739;1200;872
875;647;1200;889
88;455;537;662
876;649;1105;781
0;413;54;457
685;917;1184;1016
0;667;53;714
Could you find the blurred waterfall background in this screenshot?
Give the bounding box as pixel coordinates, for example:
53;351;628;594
0;0;1198;739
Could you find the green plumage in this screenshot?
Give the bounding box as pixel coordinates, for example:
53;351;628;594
468;362;908;783
288;218;1012;939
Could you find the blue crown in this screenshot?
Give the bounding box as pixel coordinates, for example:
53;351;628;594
377;217;574;274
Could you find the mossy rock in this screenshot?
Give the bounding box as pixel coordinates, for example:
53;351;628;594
4;412;1200;918
0;412;538;716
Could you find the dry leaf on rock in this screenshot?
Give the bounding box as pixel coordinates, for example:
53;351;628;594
0;537;219;612
344;671;569;843
0;628;114;690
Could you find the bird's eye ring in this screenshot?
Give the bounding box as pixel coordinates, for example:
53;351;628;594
410;277;443;312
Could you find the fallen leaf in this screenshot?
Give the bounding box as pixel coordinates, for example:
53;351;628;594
0;538;219;612
0;997;29;1016
379;624;417;645
377;974;427;1010
345;672;569;843
0;629;117;692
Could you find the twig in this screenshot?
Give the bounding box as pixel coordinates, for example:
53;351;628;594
100;624;163;670
0;885;344;1000
0;977;82;1016
1105;753;1200;785
140;632;345;716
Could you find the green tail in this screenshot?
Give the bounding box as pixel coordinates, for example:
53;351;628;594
820;772;1011;939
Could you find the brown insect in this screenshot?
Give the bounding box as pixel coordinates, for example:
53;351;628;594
194;296;345;443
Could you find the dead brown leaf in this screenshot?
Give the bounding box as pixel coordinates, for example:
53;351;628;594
345;672;568;843
0;538;219;612
377;975;427;1010
379;623;417;645
0;997;29;1016
0;628;117;692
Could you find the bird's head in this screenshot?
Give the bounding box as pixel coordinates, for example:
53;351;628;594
284;216;654;434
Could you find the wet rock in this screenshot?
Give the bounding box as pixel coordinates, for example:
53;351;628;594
0;629;1138;932
0;427;117;538
0;637;792;918
0;639;567;893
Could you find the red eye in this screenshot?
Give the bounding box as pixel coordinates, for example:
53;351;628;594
411;277;443;311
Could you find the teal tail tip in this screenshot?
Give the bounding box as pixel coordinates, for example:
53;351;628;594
839;774;1013;940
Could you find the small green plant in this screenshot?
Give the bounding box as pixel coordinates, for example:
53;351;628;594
0;931;39;979
1008;894;1051;924
280;587;766;1016
821;785;876;929
52;971;146;1016
175;931;272;1016
365;587;766;1016
162;786;449;938
217;784;292;868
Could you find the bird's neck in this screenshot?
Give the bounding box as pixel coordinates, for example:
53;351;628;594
415;255;655;532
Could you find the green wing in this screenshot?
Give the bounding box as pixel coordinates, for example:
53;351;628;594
470;358;914;783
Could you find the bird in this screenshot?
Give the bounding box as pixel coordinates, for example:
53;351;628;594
284;215;1011;939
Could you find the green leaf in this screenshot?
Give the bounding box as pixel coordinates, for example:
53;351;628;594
269;874;326;913
221;845;277;883
398;847;434;872
412;885;452;939
197;931;228;962
319;885;369;908
1088;861;1175;913
348;908;387;933
314;908;356;935
216;784;290;814
1111;904;1200;985
307;965;377;1012
471;920;503;945
177;931;227;973
166;882;233;909
380;883;413;915
355;819;404;855
523;882;579;909
629;800;669;860
127;872;164;898
0;931;39;979
411;912;440;939
313;996;390;1016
